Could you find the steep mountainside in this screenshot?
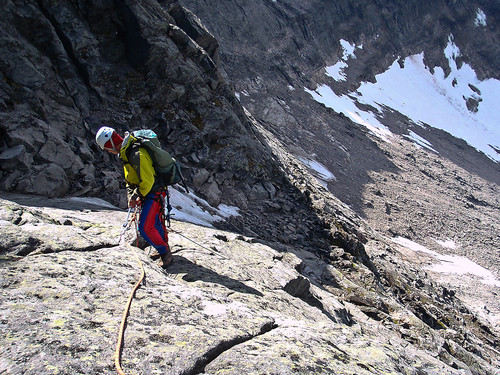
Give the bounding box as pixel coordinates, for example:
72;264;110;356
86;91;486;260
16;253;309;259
175;0;500;330
172;0;499;249
0;0;499;374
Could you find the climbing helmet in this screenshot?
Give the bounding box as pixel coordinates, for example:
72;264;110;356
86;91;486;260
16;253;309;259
96;126;121;151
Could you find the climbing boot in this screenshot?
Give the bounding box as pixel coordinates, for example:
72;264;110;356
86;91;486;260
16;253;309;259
158;250;173;268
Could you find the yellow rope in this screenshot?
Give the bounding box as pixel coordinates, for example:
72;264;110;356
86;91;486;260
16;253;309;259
115;243;144;375
115;208;144;375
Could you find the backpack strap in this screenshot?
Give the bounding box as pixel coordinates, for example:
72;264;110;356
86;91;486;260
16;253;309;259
120;135;141;166
124;142;139;165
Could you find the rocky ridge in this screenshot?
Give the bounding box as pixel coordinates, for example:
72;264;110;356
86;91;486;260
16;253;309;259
0;0;279;209
0;0;349;255
0;0;499;374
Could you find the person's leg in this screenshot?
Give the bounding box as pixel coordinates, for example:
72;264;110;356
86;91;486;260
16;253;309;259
138;193;170;257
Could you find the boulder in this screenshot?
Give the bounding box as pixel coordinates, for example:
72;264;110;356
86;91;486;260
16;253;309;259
205;180;222;206
192;168;210;187
15;164;70;197
248;183;270;200
0;144;33;171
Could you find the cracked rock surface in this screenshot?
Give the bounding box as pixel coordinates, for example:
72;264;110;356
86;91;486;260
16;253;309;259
1;192;499;374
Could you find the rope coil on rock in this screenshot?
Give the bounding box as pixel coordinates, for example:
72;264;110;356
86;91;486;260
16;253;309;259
115;209;143;375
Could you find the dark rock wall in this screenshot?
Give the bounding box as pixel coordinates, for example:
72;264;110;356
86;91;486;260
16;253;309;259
177;0;499;83
0;0;380;289
0;2;499;372
0;0;281;208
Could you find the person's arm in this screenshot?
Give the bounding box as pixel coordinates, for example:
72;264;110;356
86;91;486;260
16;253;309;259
126;183;140;207
128;147;156;197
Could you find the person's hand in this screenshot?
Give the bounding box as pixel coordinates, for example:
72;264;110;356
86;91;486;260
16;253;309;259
129;196;141;209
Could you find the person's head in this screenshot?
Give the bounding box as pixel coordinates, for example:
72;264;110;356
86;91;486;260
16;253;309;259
95;126;123;154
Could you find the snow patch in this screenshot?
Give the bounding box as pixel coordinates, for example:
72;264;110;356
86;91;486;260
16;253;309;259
74;189;239;229
392;237;500;287
216;204;241;219
297;156;336;185
340;39;356;60
304;86;393;142
404;130;438;153
428;256;500;287
325;39;359;82
326;61;348;81
435;238;457;249
474;8;487;27
356;38;500;161
307;36;500;161
168;187;240;228
392;237;436;255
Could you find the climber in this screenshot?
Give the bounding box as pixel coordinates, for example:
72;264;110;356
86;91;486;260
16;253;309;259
95;126;173;268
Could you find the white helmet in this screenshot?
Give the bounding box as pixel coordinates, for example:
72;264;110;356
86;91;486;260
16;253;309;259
96;126;116;150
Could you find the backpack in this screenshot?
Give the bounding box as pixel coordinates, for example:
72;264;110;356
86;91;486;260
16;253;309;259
126;129;188;191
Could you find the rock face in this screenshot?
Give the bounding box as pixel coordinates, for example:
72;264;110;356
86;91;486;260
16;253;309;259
1;192;499;374
0;0;348;259
0;0;278;208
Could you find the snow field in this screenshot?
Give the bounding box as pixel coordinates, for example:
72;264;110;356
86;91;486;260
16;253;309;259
306;36;500;162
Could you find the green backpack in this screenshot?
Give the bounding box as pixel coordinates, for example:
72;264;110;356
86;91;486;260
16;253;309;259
127;129;188;191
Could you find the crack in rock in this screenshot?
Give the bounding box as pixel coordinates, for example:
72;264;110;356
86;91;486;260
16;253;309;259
180;320;278;375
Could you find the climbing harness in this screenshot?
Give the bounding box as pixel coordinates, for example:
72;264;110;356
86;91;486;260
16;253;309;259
151;187;174;229
154;188;172;229
115;208;144;375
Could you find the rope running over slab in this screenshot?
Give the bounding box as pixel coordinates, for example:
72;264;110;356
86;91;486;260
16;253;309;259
115;243;144;375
